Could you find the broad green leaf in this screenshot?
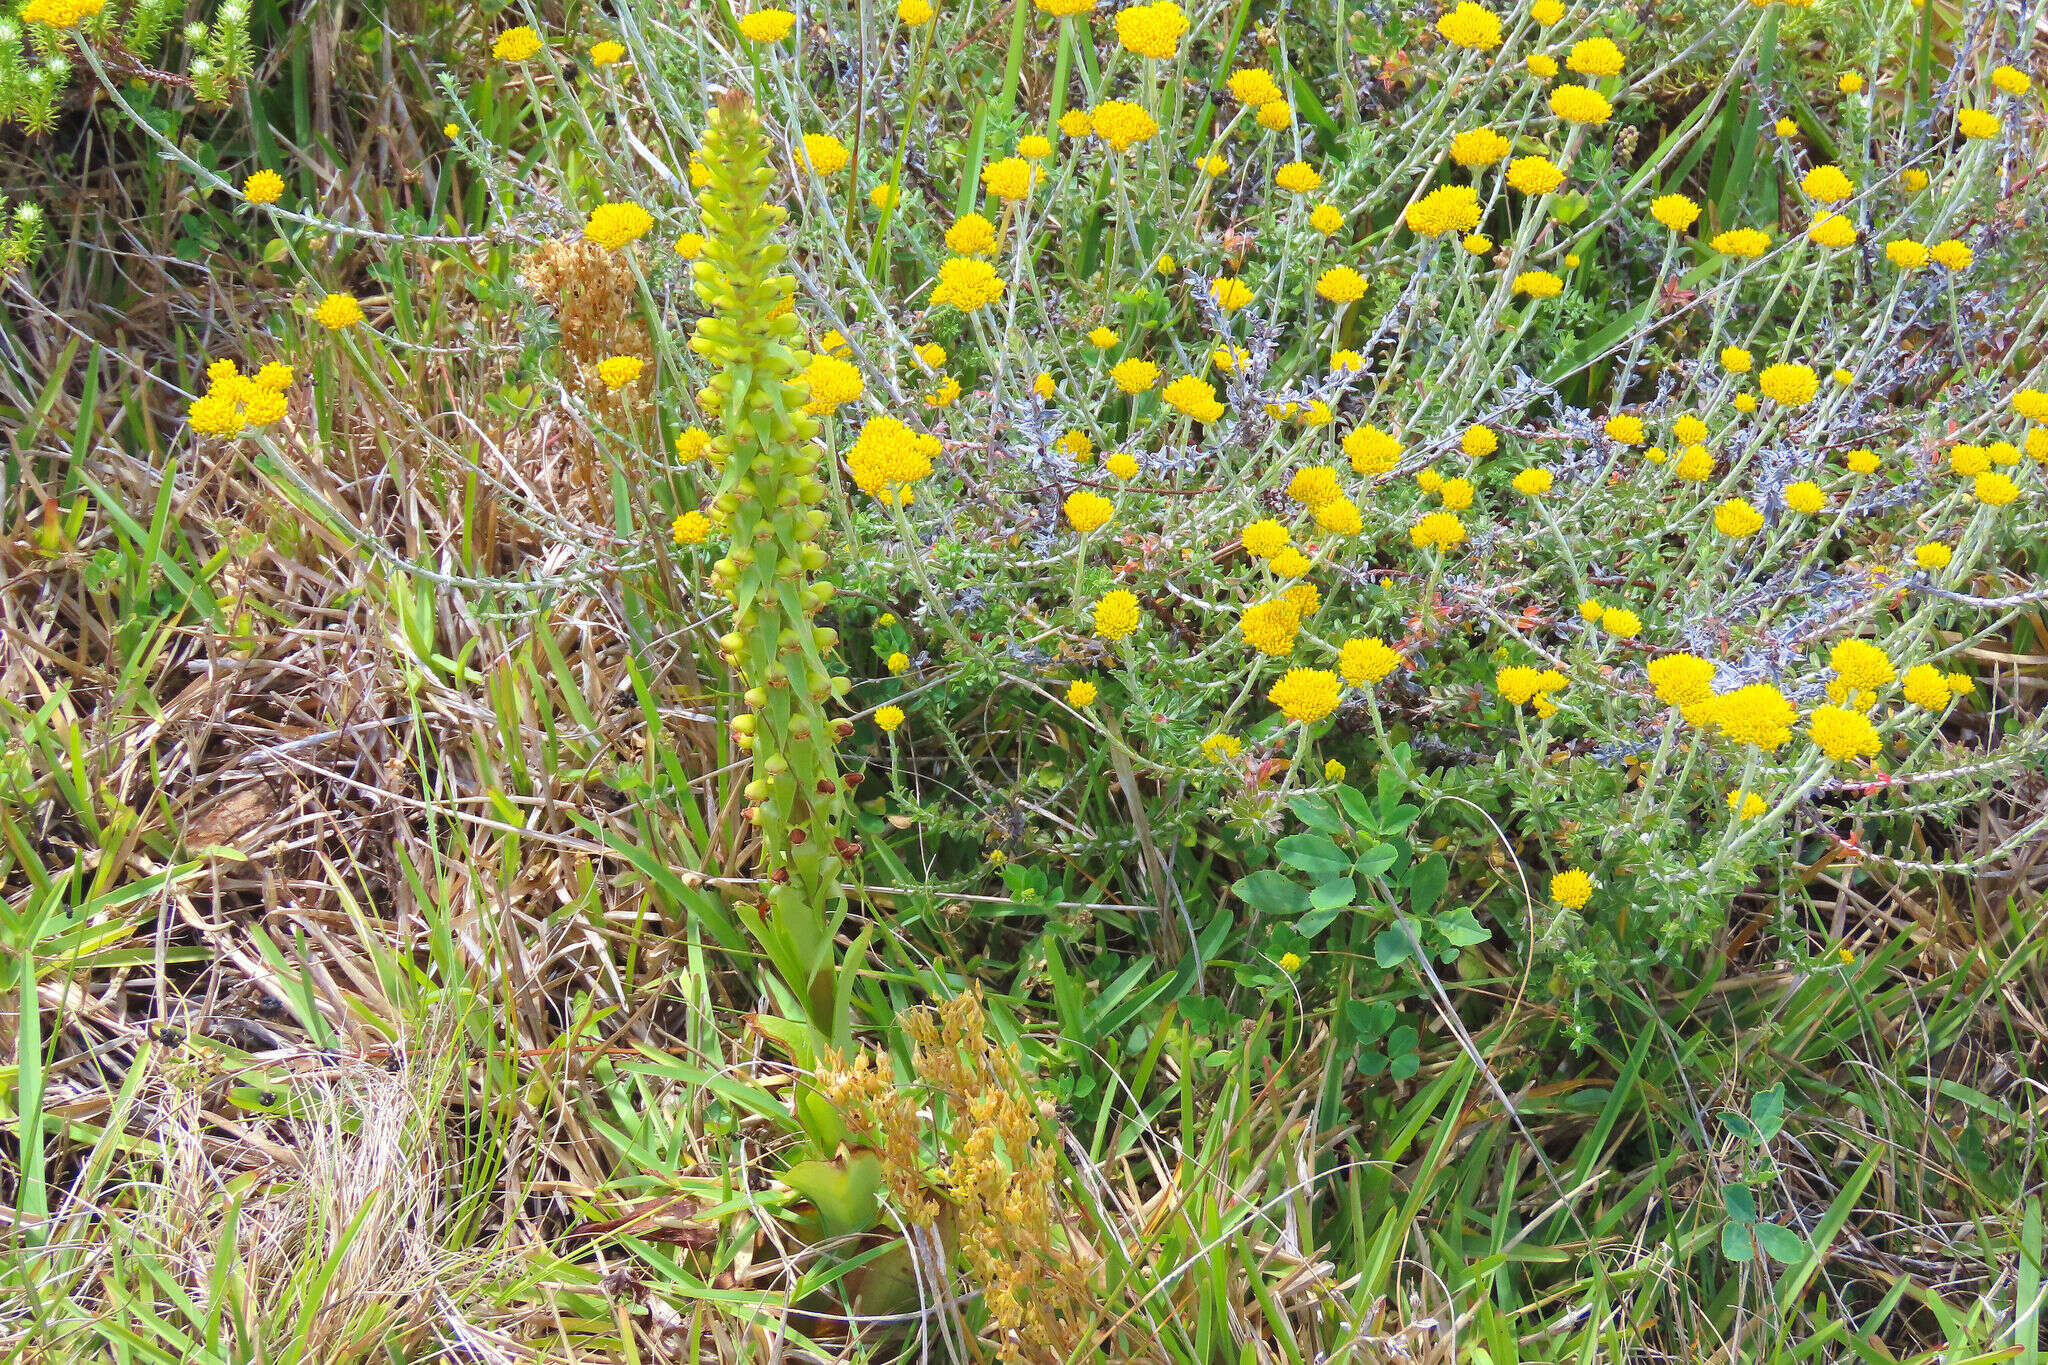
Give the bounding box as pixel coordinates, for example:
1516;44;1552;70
782;1149;884;1240
1433;906;1490;947
1755;1221;1806;1264
1750;1083;1786;1140
1276;833;1349;880
1309;876;1355;911
1232;870;1310;915
1722;1183;1758;1224
1407;853;1449;915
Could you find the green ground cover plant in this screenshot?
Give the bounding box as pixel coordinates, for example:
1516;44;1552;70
2;0;2047;1358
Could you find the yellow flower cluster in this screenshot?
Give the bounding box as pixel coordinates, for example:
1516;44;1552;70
1090;100;1159;152
932;257;1006;311
1114;0;1186;58
584;201;654;250
1268;668;1342;724
187;359;294;437
801;353;864;415
847;415;940;503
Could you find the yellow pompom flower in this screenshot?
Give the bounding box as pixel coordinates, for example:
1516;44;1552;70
1548;85;1613;124
1713;498;1763;537
1345;425;1403;475
1974;471;2018;506
1605;414;1645;444
1316;266;1369;303
1808;212;1857;248
1845;448;1880;474
1647;654;1716;707
1228;68;1284;104
898;0;934;23
1309;203;1345;235
1461;424;1499;457
1315;497;1363;536
1526;52;1559;78
1255;100;1295;130
885;651;910;675
1649;193;1700;232
1901;664;1950;710
1269;668;1343;724
1407;184;1483;237
1239;597;1302;656
1837;70;1862;93
846;414;940;502
242;169;285;204
1340;637;1402;685
1711;228;1770;258
1566;37;1622;75
674;427;711;462
1241;519;1290;558
1093;590;1142;641
1991;65;2030;95
1720;346;1753;374
671;509;712;545
802;133;851;175
1675;445;1714;481
1210;275;1254;311
1709;683;1797;750
1513;270;1563;298
1506;155;1565;195
1513;467;1553;496
1105;451;1140;480
584;201;654;249
674;232;707;259
591;40;627;65
1601;606;1641;637
1114;0;1187;58
1800;164;1855;203
981;157;1038;201
597;355;644;390
1783;481;1825;514
1885;238;1929;269
1275;161;1322;194
315;293;365;330
1531;0;1564;20
1286;465;1343;507
1551;869;1594;909
1758;362;1818;407
1064;490;1114;532
1930;239;1973;270
931;256;1006;311
875;705;906;733
1087;325;1121;349
1913;542;1951;569
737;8;796;42
1450;127;1513;166
1810;705;1881;762
1201;733;1244;763
493;25;543;60
1436;1;1503;50
1091;99;1160;152
1162;374;1225;421
1067;679;1098;706
1728;789;1768;819
1111;357;1160;393
1956;108;2000;139
1059;109;1093;137
1410;511;1467;551
800;353;864;415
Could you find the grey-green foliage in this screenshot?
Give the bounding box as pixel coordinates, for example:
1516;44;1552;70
3;0;249;134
